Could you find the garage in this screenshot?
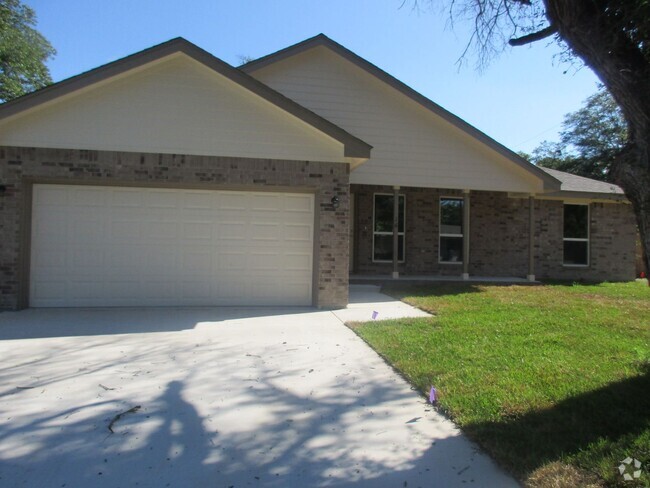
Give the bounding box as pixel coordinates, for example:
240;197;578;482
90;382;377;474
29;184;315;307
0;41;365;311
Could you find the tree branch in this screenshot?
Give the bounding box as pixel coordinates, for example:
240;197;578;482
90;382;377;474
509;25;557;46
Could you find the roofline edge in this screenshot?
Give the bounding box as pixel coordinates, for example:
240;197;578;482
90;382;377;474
242;34;561;191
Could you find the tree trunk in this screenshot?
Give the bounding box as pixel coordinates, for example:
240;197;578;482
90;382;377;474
544;0;650;280
617;153;650;282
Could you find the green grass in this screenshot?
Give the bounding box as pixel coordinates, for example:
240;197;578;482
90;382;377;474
350;281;650;487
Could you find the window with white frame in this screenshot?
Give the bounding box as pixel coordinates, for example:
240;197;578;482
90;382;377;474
439;197;463;263
563;204;589;266
373;194;405;262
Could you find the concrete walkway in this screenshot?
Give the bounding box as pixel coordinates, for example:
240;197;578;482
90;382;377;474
0;287;518;487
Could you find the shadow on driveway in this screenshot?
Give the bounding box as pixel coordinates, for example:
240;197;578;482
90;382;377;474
0;360;510;487
0;311;517;487
0;306;314;340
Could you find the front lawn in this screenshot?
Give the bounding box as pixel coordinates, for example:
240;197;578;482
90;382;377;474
349;281;649;487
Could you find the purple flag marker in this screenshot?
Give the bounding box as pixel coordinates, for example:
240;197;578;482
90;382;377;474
429;386;437;404
372;311;378;320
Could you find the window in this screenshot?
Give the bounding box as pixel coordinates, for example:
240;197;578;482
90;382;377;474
373;194;405;262
439;198;463;263
563;204;589;266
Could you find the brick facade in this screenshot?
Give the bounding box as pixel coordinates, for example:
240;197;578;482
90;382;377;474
0;146;350;310
534;199;636;281
352;184;636;281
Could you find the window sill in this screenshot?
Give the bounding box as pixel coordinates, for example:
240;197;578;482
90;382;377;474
439;261;463;265
562;264;590;268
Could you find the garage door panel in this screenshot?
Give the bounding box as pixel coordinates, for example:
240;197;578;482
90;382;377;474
71;219;106;244
32;281;67;303
68;280;105;300
218;222;247;241
30;185;314;307
180;280;213;300
219;193;248;210
32;248;68;267
110;189;143;207
35;186;69;206
181;221;213;241
285;253;312;271
144;221;179;240
145;248;178;271
33;216;68;243
284;224;313;242
183;192;214;210
216;282;247;303
248;252;282;270
251;193;282;210
103;280;142;299
285;194;313;212
70;247;105;269
145;190;180;208
219;252;248;271
105;245;147;269
181;251;214;277
110;221;143;243
250;223;281;241
143;280;176;299
73;187;107;206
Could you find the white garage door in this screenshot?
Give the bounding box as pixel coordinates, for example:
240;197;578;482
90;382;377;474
29;185;314;307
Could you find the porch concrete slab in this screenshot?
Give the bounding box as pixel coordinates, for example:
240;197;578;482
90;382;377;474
0;302;517;487
332;284;430;323
351;274;538;284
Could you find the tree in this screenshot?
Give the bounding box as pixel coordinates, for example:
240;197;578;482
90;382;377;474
412;0;650;279
0;0;55;102
530;86;627;182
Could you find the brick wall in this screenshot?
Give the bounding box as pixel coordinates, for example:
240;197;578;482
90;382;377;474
352;184;636;281
0;146;350;310
535;199;636;281
353;185;463;276
469;192;530;277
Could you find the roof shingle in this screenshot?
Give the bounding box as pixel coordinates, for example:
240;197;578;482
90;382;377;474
539;167;624;195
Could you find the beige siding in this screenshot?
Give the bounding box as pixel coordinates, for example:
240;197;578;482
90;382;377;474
249;47;543;193
0;54;345;163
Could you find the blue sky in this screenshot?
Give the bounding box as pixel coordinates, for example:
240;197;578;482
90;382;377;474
25;0;600;154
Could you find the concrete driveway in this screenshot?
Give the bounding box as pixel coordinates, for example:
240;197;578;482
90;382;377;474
0;286;517;487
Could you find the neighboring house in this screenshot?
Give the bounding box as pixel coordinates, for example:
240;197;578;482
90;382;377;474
0;35;636;311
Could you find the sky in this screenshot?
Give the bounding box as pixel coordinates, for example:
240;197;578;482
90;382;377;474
25;0;601;154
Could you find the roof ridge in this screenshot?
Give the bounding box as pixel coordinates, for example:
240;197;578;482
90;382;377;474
241;34;561;191
0;37;371;159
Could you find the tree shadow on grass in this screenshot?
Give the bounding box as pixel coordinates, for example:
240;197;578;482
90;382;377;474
463;366;650;483
381;282;486;301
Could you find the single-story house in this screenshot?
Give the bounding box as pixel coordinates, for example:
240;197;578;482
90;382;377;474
0;35;636;311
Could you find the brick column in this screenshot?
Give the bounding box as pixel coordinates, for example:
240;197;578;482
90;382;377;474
392;185;400;279
462;190;470;280
528;195;536;281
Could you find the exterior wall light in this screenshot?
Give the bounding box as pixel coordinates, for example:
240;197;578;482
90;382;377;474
331;196;340;209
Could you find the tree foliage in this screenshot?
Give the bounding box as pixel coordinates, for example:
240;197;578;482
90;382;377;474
531;87;627;182
0;0;55;102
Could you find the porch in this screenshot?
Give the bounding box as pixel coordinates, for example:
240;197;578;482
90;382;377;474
350;274;538;284
349;185;538;283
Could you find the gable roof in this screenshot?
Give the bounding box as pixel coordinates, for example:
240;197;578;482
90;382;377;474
242;34;561;191
0;37;372;160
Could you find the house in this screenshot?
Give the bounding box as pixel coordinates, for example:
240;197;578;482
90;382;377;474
0;35;636;311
